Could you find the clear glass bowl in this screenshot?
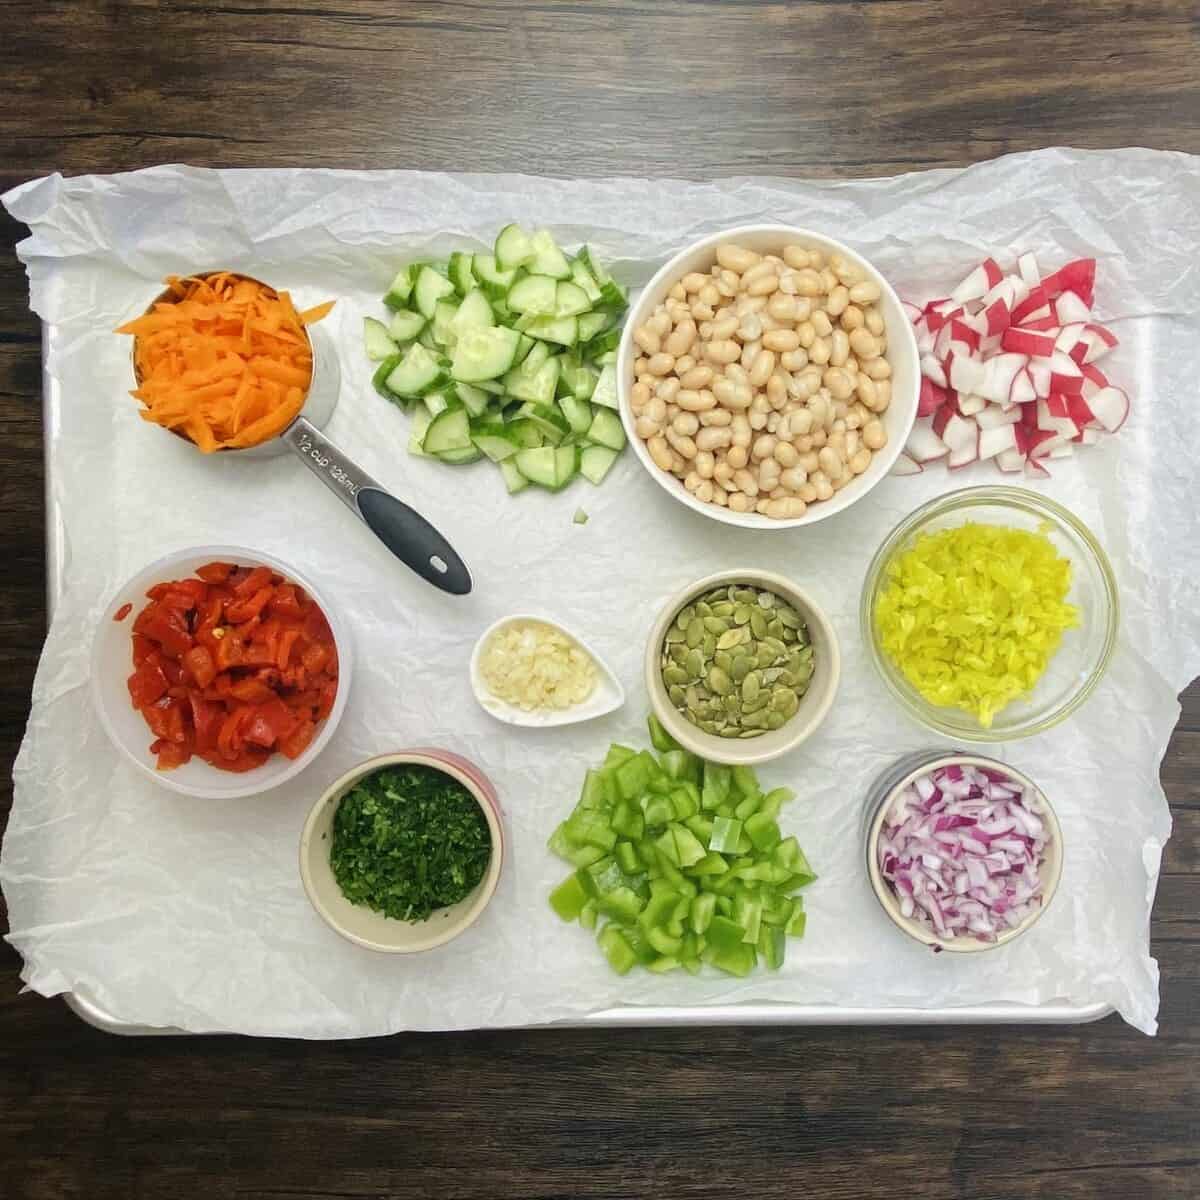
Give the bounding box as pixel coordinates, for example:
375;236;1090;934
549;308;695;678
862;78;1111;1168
860;487;1119;741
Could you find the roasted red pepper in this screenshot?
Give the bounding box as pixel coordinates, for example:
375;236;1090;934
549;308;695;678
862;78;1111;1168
124;562;338;774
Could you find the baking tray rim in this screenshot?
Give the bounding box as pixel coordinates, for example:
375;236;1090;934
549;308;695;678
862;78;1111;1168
39;322;1116;1035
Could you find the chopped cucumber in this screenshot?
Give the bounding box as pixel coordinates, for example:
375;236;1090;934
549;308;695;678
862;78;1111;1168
422;407;472;454
383;265;415;311
435;445;483;465
499;458;530;494
513;332;536;364
422;390;456;419
413;265;456;319
505;357;560;406
529;230;571;280
385;344;449;398
554;444;580;489
495;223;534;271
573;508;589;525
448;251;475;296
363;317;399;362
508;274;559;316
524;314;578;346
372;353;404;402
570;258;603;304
558;394;594;435
472;253;520;299
519;403;570;443
576;310;610;343
562;358;599;401
451;326;522;382
431;299;459;348
388;309;427;343
506;419;544;449
590;362;618;410
451;288;496;338
513;446;559;488
555;280;592;318
587;406;627;451
582;326;622;360
407;407;433;456
368;228;629;499
580;444;620;485
470;424;520;462
577;245;628;309
454;381;491;417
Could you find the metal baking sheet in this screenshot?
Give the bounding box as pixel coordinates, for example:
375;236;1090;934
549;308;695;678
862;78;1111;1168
40;323;1114;1035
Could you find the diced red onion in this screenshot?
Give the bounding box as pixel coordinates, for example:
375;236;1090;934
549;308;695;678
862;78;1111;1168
877;762;1051;946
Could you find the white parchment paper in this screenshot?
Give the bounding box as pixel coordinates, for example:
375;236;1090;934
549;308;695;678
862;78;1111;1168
3;149;1196;1037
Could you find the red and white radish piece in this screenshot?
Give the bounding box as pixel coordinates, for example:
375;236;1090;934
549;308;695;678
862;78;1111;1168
890;453;923;477
900;252;1127;477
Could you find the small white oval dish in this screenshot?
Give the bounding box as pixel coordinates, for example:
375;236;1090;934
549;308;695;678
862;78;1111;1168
469;613;625;728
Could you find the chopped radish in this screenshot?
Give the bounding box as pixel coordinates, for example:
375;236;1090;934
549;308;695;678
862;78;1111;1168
918;377;948;417
1009;367;1037;406
900;252;1127;480
976;404;1022;430
979;424;1018;460
950;258;1003;304
943;414;979;468
906;423;951;462
920;353;948;388
890;453;923;476
1087;386;1130;432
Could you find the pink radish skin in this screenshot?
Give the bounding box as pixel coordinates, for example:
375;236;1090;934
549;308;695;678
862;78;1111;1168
1002;327;1056;357
950;258;1003;304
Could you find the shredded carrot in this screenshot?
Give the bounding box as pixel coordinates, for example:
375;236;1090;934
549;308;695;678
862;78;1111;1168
116;273;334;452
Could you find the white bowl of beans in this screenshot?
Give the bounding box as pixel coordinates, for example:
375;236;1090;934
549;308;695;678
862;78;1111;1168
619;225;919;528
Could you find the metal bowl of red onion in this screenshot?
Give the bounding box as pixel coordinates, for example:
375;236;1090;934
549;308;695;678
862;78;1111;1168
865;753;1063;953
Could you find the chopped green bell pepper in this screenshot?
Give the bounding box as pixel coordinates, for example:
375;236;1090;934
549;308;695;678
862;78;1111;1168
641;794;674;827
611;800;645;841
731;764;759;799
758;924;786;970
690;892;716;935
734;895;763;944
579;899;598;931
708;816;743;855
744;812;782;852
603;743;637;770
670;783;700;820
615;751;658;801
598;925;637;974
578;768;613;810
701;763;732;811
646;713;680;753
659;748;701;784
549;873;589;922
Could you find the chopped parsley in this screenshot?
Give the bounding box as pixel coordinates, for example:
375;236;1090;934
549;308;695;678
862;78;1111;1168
330;764;492;922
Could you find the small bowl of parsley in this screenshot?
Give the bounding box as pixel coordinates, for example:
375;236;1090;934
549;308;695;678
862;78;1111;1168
300;751;503;953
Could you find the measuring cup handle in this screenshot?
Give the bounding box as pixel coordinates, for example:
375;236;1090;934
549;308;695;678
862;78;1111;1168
283;418;472;595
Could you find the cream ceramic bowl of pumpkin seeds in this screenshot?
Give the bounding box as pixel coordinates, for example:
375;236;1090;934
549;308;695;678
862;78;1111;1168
645;569;841;766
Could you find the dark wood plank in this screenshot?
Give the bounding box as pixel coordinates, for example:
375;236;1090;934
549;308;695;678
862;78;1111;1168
1;3;1198;1199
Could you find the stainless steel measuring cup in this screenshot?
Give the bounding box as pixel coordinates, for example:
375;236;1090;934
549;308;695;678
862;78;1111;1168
131;275;472;595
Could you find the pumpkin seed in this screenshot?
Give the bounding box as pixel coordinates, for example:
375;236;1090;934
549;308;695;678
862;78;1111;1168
661;582;815;737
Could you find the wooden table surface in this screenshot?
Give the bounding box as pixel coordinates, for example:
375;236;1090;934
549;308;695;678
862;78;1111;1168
2;3;1198;1197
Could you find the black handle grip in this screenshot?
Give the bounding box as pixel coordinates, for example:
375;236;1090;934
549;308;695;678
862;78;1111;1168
356;487;473;595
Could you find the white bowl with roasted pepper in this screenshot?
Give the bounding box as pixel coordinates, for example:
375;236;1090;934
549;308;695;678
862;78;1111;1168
645;570;840;766
618;225;919;528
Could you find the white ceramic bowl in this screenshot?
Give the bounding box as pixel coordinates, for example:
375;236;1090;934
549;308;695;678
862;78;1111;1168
90;545;352;799
469;613;625;727
618;224;919;529
864;752;1064;953
645;569;840;766
299;750;504;953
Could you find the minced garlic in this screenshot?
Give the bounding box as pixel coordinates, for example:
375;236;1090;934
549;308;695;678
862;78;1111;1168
480;620;597;712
